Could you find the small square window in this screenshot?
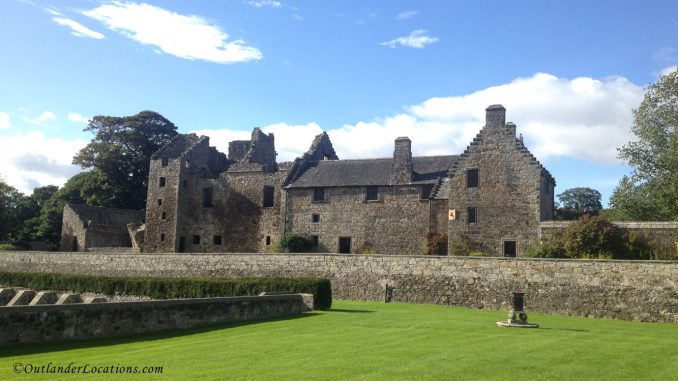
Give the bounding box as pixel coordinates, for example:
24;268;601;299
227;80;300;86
161;211;167;220
263;186;274;207
266;236;271;246
366;186;378;201
159;177;166;187
311;213;320;223
313;187;325;202
467;169;479;188
192;235;200;245
160;233;165;242
468;207;477;224
161;158;169;167
157;199;162;206
312;235;319;247
213;235;222;245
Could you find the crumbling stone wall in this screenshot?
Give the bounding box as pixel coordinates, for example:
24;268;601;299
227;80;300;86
448;105;555;256
1;252;675;323
61;203;144;252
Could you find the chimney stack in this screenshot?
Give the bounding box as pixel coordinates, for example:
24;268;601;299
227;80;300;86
486;104;506;127
391;137;412;184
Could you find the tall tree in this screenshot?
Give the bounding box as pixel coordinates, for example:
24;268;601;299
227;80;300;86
0;176;25;240
556;187;603;220
14;185;59;242
73;111;178;209
34;172;89;248
610;69;678;220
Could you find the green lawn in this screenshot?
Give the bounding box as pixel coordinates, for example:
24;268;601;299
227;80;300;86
1;300;677;380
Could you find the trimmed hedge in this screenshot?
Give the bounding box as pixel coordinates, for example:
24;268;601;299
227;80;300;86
0;272;332;310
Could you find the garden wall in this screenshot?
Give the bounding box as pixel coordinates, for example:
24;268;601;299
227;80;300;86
1;252;676;323
0;294;311;345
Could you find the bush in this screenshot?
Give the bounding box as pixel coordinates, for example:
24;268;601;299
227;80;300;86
279;233;313;253
0;243;18;251
0;272;332;310
562;215;626;259
449;233;481;256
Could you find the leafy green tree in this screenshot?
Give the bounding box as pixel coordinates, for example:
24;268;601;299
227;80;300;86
34;173;89;248
0;177;25;240
14;185;59;242
73;111;178;210
611;69;678;220
556;187;603;220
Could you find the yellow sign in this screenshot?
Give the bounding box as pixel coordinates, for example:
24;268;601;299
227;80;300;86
448;209;456;221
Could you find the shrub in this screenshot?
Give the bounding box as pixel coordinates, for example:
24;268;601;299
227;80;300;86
278;233;313;253
0;272;332;310
419;233;448;256
449;233;481;256
0;243;18;251
561;215;626;259
468;250;490;257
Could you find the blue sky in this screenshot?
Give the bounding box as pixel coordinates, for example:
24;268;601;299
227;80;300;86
0;0;677;206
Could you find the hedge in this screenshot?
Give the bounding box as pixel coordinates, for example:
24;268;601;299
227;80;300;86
0;272;332;310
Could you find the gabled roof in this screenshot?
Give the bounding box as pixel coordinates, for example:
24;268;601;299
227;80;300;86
286;155;458;188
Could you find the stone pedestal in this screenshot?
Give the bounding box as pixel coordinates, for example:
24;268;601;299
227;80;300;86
497;292;539;328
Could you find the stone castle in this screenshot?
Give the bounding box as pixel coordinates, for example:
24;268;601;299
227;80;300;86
62;105;557;256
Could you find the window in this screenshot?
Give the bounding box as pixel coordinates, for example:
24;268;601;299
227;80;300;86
192;235;200;245
160;233;165;242
161;158;169;167
213;235;222;245
467;207;477;224
313;187;325;202
338;237;351;254
466;169;479;188
421;184;434;200
159;177;166;187
183;180;187;187
203;188;213;208
157;199;162;206
312;235;319;248
366;186;379;201
504;241;517;257
161;211;167;220
311;213;320;223
263;186;274;207
266;236;271;246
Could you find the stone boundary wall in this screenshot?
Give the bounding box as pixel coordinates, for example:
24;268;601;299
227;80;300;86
0;294;310;345
0;252;676;323
540;221;678;250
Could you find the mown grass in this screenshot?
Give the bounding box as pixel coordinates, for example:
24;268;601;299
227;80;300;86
1;300;677;380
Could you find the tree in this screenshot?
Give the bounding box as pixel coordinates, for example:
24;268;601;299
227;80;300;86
556;187;602;220
611;69;678;220
34;172;89;248
14;185;59;242
0;177;25;240
73;111;178;210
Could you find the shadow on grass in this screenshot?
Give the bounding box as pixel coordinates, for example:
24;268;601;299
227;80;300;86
0;312;321;358
329;308;374;313
539;327;590;333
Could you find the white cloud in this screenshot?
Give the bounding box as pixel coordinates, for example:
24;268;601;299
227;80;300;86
395;10;418;20
83;2;262;64
51;14;105;39
381;29;438;49
192;72;644;166
24;111;56;126
0;112;10;129
0;131;86;194
246;0;282;8
67;112;89;124
660;65;677;76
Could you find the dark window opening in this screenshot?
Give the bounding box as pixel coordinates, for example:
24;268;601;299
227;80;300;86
313;187;325;202
203;188;213;208
366;186;379;201
265;236;271;246
161;211;167;220
178;237;185;252
311;213;320;223
213;235;222;245
157;199;162;206
263;186;274;207
161;158;169;167
160;233;165;242
504;241;517;257
71;237;78;251
183;180;187;187
421;184;434;200
312;235;319;248
467;207;477;224
338;237;351;254
467;169;479;188
192;235;200;245
159;177;166;187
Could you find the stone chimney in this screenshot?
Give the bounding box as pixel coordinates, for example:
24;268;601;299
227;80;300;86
486;104;506;127
391;137;412;184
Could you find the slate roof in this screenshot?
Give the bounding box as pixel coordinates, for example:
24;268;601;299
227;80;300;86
286;155;458;188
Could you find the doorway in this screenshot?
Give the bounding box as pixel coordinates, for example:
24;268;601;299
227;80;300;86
178;236;185;253
504;240;517;257
338;237;351;254
71;237;78;252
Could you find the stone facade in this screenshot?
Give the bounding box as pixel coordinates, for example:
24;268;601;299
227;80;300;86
61;203;145;252
2;252;676;323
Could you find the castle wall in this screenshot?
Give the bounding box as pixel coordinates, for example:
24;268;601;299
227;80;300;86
144;156;182;252
61;204;144;252
1;252;676;323
285;185;445;255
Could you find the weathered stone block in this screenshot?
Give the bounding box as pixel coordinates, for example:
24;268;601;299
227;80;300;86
29;291;59;305
7;290;36;306
56;293;83;304
84;296;108;303
0;288;17;306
